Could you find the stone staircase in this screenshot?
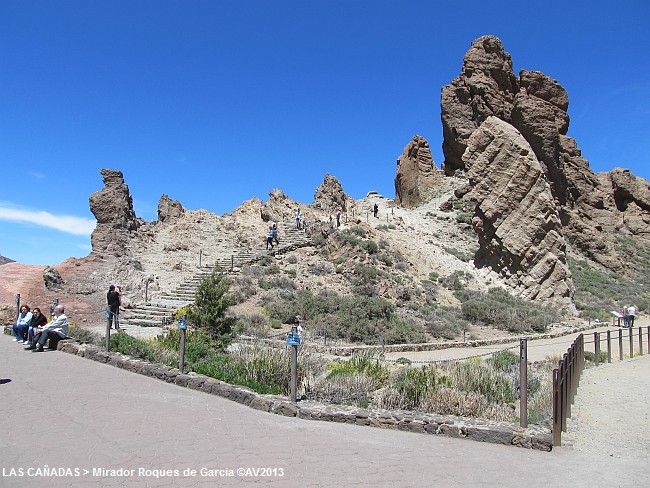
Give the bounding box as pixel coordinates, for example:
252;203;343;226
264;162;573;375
120;223;311;328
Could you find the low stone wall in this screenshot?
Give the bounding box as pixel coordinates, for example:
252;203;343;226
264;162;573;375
242;322;604;357
51;336;551;451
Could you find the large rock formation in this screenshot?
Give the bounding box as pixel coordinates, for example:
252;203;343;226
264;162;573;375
441;35;518;176
463;117;574;304
313;173;350;213
158;194;185;223
394;135;441;208
89;169;140;257
441;35;650;274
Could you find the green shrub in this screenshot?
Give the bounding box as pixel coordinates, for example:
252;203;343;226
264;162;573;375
312;234;327;247
185;268;237;348
584;350;607;363
489;349;519;371
444;246;472;262
377;253;393;267
377;365;448;410
422;305;467;340
67;324;102;345
109;333;177;366
443;360;516;404
439;270;468;290
326;351;390;384
359;239;379;254
458;287;557;333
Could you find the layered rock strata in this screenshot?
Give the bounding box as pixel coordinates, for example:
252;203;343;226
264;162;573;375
441;35;650;274
463;117;574;303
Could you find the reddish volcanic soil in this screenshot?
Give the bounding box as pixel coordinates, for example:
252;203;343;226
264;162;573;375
0;259;105;326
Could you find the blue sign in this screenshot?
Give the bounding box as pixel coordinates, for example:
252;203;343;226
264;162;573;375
178;319;187;330
286;333;300;346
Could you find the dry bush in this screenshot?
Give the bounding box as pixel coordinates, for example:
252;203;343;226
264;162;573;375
308;373;381;405
423;386;515;421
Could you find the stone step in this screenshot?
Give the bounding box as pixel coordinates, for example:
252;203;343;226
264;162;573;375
122;221;312;326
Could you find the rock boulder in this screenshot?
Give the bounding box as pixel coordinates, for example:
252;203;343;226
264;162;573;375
394;135;441;208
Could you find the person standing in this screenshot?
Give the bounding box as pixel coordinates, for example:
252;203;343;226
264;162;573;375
107;285;122;330
266;226;275;250
373;203;379;218
12;305;32;342
295;209;302;230
272;223;280;245
27;304;68;352
627;304;637;327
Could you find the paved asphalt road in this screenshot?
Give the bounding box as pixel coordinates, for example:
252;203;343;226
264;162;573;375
1;335;648;487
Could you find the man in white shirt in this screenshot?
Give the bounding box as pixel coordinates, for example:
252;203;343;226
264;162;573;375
627;305;637;327
27;304;69;352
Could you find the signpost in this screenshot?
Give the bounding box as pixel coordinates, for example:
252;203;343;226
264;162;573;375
520;338;528;428
286;326;300;402
15;294;20;324
105;309;112;352
178;316;187;374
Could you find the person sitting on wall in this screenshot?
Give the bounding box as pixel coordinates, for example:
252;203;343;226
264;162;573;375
25;307;48;346
26;304;69;352
12;305;32;342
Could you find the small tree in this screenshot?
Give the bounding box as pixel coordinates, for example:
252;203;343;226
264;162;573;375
186;267;237;349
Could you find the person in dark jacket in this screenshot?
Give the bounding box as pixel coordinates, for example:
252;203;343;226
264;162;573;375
24;307;48;346
107;285;122;330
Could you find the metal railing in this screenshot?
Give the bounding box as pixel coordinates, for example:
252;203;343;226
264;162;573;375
552;334;584;446
553;325;649;445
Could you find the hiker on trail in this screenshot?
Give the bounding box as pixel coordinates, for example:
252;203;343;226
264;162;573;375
266;226;275;250
25;307;48;346
27;304;68;352
622;305;629;327
12;305;32;342
272;223;280;245
627;304;637;327
295;209;302;230
107;285;122;330
373;203;379;218
336;209;341;228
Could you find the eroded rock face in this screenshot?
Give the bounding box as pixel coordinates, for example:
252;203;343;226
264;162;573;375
463;117;574;304
441;35;518;176
442;35;650;274
313;173;350;213
158;194;185;223
89;169;139;257
394;135;441;208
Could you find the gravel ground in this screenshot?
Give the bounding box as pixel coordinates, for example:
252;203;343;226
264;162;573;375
564;353;650;458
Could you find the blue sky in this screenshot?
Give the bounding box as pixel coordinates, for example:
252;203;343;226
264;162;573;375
1;0;649;265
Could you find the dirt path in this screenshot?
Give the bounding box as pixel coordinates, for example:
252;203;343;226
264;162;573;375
564;353;650;458
384;317;649;364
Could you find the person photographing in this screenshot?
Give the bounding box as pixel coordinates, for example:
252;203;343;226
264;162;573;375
107;285;122;330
